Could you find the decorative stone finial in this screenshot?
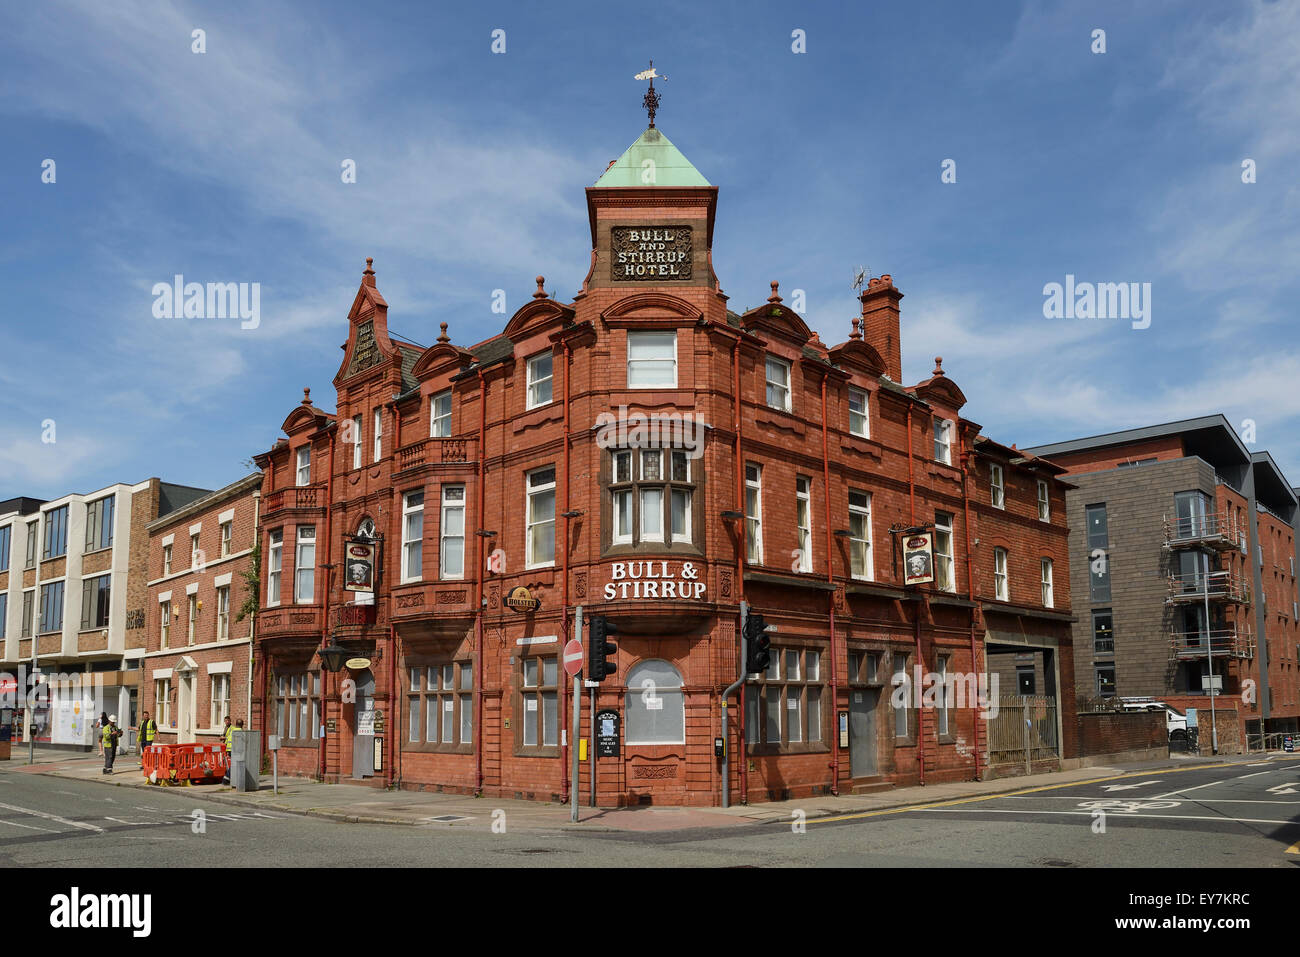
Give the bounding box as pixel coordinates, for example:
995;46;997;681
534;276;547;299
933;356;944;376
302;388;311;406
437;322;450;344
364;257;374;275
850;316;862;340
768;281;782;304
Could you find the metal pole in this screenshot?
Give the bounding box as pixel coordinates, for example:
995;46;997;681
589;684;596;808
1022;695;1031;774
273;750;279;796
1204;551;1218;754
721;601;749;809
570;606;583;824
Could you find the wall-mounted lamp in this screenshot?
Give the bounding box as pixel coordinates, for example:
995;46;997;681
721;510;744;521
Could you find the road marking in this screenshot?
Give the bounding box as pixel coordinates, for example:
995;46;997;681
0;802;104;833
915;807;1298;826
1100;780;1160;792
807;763;1230;825
1247;762;1273;767
0;818;56;832
1286;840;1300;855
1266;783;1298;795
1236;771;1272;779
1151;779;1231;800
1002;795;1300;805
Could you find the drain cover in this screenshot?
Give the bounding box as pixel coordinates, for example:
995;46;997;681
424;814;473;823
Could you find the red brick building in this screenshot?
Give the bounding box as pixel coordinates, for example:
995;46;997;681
251;123;1077;805
140;474;261;746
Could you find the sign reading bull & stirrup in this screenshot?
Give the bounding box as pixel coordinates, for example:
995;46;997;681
903;533;935;586
343;539;376;593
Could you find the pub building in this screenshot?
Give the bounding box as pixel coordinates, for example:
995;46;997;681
250;107;1077;806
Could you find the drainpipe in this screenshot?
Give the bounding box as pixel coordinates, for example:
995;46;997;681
732;337;748;804
248;489;259;741
905;403;925;785
905;405;916;526
561;340;572;802
958;441;982;780
389;621;397;786
820;375;839;795
721;601;749;808
319;425;336;782
475;367;487;795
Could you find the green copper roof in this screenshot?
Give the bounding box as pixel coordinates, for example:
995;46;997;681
593;127;710;187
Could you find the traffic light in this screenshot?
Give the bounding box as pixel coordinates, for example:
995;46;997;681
744;612;771;675
587;615;619;682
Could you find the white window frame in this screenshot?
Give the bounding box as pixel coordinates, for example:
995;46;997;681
745;463;763;564
160;600;171;649
156;678;172;728
765;356;791;411
216;585;230;641
849;490;872;581
295;526;316;604
990;464;1005;509
1041;557;1054;608
190;533;201;569
848;387;869;438
936;655;950;737
210;673;231;728
430;389;452;438
162;543;172;575
267;530;282;607
1037;479;1050;521
439;485;465;581
352;415;363;470
934;417;952;465
526;352;553;409
934;512;955;593
401;492;424;583
220;521;232;557
187;594;197;644
296;446;311;486
373;409;383;463
795;476;813;573
626;330;678;389
526;467;556;569
994;547;1009;601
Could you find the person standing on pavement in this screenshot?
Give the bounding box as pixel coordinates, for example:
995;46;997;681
97;712;108;756
139;710;157;765
221;715;233;784
102;715;121;774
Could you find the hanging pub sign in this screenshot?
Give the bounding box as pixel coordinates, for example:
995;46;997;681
506;586;541;613
903;533;935;585
343;540;376;593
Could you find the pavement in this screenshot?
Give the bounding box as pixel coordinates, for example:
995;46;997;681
3;746;1284;833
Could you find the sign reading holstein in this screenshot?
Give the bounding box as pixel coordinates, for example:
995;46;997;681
603;561;706;601
611;226;692;281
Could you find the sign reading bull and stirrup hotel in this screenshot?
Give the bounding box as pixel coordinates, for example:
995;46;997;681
611;226;692;281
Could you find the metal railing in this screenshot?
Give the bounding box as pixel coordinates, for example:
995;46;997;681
1162;512;1244;551
1165;570;1250;604
1168;627;1256;660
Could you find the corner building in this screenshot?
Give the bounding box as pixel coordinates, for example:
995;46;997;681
253;124;1077;804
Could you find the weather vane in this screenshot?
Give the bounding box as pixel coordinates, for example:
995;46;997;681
634;60;666;128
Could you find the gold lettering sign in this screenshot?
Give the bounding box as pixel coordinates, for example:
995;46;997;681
611;226;693;281
348;320;379;374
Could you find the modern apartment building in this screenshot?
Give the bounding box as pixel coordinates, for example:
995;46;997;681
0;479;209;748
1026;417;1300;749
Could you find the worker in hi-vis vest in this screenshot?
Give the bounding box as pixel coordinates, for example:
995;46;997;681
221;716;234;784
101;716;121;775
139;711;158;765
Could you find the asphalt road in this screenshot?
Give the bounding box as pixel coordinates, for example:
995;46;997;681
2;757;1297;867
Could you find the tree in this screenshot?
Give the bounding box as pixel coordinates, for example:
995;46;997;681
236;540;261;623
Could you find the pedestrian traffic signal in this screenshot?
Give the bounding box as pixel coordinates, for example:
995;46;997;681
588;616;619;682
744;612;772;674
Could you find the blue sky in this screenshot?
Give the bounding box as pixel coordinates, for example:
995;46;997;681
2;0;1298;499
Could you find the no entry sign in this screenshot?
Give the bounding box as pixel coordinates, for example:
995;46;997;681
563;639;584;677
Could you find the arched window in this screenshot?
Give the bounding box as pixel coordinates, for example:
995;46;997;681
625;659;685;745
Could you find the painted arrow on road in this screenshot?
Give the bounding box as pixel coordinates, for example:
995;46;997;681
1100;780;1161;792
1266;783;1298;795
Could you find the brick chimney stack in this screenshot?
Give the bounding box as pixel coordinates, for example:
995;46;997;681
859;274;903;381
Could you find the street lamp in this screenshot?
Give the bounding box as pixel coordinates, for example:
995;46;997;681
317;637;349;673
